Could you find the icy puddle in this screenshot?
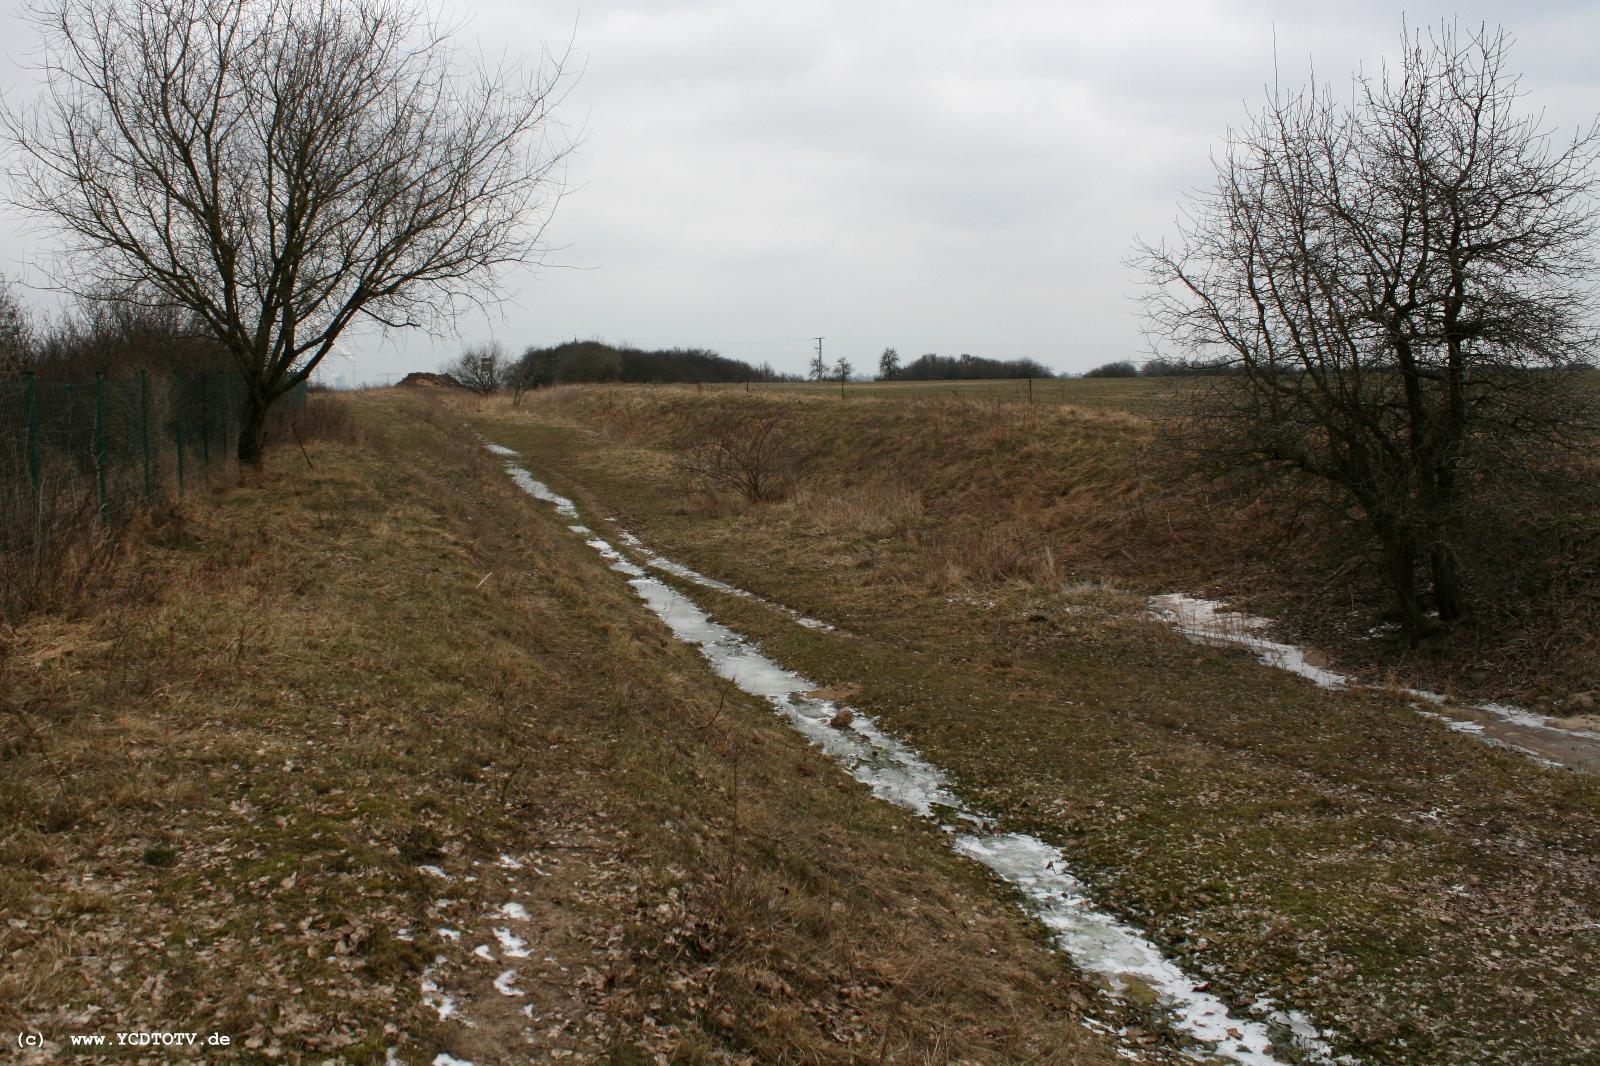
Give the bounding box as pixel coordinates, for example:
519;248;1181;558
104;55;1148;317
613;528;834;630
1150;594;1600;774
488;442;1340;1066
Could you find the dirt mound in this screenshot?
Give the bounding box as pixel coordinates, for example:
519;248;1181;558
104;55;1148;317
397;371;465;389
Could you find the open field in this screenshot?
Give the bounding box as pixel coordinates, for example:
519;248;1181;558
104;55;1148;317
461;383;1600;1064
707;369;1600;418
6;382;1599;1064
711;376;1186;416
1;390;1138;1063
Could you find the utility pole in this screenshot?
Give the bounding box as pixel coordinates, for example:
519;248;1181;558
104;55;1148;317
810;336;826;383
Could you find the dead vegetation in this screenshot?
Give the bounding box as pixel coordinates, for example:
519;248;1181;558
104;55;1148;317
473;383;1600;1065
2;388;1127;1063
0;390;357;624
511;382;1600;706
670;405;808;503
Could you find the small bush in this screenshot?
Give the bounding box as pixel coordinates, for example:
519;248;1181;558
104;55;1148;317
0;471;129;622
673;409;807;503
282;391;360;445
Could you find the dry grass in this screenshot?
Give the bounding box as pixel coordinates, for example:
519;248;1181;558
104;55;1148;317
474;384;1600;1065
1;388;1128;1063
505;383;1600;706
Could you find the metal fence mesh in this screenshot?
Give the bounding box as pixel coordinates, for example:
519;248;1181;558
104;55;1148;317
2;370;306;540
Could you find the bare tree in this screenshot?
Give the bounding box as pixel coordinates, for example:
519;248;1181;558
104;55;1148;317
807;349;827;382
6;0;574;464
1138;23;1600;636
444;341;504;395
832;355;852;395
877;347;900;381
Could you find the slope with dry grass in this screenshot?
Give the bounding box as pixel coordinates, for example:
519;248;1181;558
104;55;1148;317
2;388;1143;1063
469;384;1600;1065
517;382;1600;706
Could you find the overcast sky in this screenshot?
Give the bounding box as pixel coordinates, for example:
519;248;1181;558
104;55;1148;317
4;1;1598;382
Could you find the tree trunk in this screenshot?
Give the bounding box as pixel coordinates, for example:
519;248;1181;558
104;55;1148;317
1429;545;1467;622
237;392;270;467
1378;524;1428;640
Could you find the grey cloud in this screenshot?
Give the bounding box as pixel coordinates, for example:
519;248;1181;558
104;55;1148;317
5;0;1599;380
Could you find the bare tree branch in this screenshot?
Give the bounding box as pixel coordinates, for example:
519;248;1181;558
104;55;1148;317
1136;21;1600;636
5;0;577;462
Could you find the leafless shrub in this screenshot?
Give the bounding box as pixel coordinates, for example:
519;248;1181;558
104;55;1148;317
296;392;361;444
0;470;128;622
444;343;506;395
673;409;808;503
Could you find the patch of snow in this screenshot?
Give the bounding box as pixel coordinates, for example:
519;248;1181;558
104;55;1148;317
497;853;524;869
420;958;458;1021
433;1055;476;1066
494;969;525;997
616;530;835;631
1419;711;1486;736
493;927;531;958
497;902;530;921
956;833;1302;1064
499;462;581;520
472;944;495;962
482;443;518;458
418;865;450;880
1150;592;1600;760
436;927;460;941
1149;594;1348;690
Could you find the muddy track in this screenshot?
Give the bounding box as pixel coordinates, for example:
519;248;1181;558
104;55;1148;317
487;440;1342;1066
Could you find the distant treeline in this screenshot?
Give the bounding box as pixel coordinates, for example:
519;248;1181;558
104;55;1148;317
886;353;1054;381
515;341;799;387
1082;357;1244;378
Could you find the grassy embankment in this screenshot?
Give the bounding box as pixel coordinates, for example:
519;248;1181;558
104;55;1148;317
471;383;1600;1065
712;375;1182;416
2;389;1134;1063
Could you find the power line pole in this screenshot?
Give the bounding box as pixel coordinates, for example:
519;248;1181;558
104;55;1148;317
812;336;825;383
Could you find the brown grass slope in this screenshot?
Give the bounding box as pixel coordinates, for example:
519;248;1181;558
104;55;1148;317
470;385;1600;1065
520;382;1600;706
2;389;1136;1063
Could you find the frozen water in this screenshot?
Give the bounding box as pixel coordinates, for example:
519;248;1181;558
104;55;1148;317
491;443;1342;1065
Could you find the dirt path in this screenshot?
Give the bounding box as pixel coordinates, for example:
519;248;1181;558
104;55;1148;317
485;445;1339;1066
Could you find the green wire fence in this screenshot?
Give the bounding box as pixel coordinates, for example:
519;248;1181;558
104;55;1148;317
3;369;306;528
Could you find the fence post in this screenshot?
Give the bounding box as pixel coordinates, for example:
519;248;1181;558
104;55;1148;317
198;372;210;471
140;370;152;501
24;370;39;492
94;371;107;520
173;372;185;496
219;373;231;464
